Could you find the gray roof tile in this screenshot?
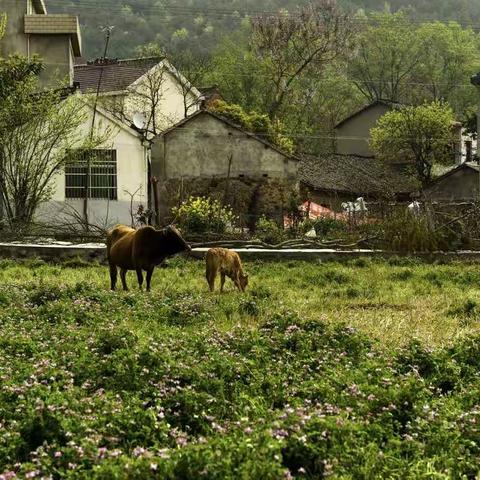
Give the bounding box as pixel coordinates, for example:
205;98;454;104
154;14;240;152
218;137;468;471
74;57;163;93
299;154;419;197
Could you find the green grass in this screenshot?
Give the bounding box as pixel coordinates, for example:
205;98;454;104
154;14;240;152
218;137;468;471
1;257;480;478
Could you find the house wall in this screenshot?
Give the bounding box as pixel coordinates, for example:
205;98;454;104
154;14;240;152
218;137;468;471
1;0;29;57
0;1;77;87
335;103;392;157
37;103;148;228
424;168;480;203
151;113;298;182
28;34;73;85
124;66;200;132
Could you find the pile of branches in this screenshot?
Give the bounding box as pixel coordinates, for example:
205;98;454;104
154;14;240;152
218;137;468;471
191;236;379;250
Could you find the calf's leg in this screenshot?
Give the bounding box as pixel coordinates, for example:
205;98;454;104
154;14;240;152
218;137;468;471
120;269;129;291
136;268;144;290
234;274;242;292
146;268;154;292
206;267;216;292
220;272;226;293
109;263;118;291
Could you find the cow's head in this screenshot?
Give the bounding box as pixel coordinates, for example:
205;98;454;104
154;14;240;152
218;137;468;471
239;273;249;292
160;225;191;256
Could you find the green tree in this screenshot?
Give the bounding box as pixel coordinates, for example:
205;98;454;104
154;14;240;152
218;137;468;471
0;55;108;228
370;102;457;186
414;21;480;117
208;20;268;112
348;11;423;103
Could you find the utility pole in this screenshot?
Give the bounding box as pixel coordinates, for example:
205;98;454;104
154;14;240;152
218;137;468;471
83;25;114;230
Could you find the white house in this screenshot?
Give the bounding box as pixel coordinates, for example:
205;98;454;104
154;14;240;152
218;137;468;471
36;57;204;228
74;57;203;135
0;0;204;229
37;99;150;229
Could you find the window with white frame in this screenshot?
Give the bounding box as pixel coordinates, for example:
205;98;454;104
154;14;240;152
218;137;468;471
65;149;117;200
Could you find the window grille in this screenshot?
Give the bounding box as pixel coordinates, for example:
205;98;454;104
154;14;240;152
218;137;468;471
65;150;117;200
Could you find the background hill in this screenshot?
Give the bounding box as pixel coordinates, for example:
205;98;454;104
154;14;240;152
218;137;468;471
48;0;480;59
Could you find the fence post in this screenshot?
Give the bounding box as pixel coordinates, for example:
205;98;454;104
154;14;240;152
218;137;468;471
151;177;160;227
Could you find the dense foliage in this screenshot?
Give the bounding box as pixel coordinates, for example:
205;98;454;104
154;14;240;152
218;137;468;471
209;100;294;153
2;258;480;477
370;102;457;185
172;196;237;234
50;1;480;59
46;2;480;156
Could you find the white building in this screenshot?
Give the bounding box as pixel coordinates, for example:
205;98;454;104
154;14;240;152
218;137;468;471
74;57;202;135
0;0;204;229
36;57;203;228
37;101;150;228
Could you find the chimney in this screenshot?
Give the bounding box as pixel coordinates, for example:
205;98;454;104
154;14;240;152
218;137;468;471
466;140;473;163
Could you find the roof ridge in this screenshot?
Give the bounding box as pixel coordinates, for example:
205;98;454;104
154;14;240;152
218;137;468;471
75;56;163;68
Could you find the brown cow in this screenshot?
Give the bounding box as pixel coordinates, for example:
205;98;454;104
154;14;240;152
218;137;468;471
106;224;191;291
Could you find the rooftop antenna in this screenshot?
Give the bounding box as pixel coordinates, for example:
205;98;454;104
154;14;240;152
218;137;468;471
83;25;114;229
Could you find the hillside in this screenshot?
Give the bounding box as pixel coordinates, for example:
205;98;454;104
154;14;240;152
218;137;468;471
48;0;480;59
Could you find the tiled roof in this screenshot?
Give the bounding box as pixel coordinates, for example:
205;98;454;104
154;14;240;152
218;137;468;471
427;162;480;186
74;57;163;93
299;154;419;197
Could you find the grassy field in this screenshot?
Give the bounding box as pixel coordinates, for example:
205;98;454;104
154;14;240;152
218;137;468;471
2;257;480;478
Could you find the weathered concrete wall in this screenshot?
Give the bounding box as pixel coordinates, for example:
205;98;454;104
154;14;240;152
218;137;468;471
335;103;391;157
1;0;29;57
425;168;479;202
0;1;79;87
152;113;298;182
29;33;72;85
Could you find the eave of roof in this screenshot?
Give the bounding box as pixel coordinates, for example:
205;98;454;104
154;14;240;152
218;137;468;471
157;109;299;160
74;57;163;93
24;14;82;56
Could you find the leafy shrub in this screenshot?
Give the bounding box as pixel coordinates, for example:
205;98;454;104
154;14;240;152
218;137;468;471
390;269;415;281
382;211;460;253
160;294;212;325
28;285;64;306
172;196;236;234
209;100;294;153
448;299;478;325
239;298;260;316
255;216;285;245
312;217;348;237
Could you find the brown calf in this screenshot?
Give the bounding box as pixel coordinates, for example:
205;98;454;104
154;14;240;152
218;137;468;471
205;248;248;292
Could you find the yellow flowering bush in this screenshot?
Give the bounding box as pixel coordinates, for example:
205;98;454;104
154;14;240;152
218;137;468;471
172;196;237;234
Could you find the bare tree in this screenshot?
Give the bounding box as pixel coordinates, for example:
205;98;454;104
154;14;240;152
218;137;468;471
251;0;356;119
127;65;167;135
168;51;211;117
